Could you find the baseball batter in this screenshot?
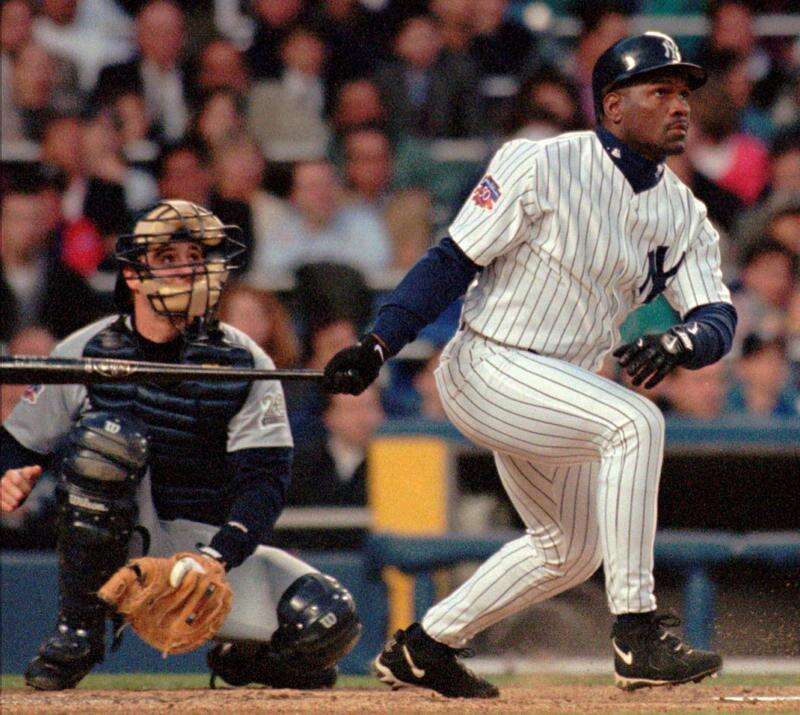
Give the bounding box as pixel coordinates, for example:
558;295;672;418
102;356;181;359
324;33;736;697
1;200;360;691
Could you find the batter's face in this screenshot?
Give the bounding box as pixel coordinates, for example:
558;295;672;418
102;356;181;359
603;74;692;162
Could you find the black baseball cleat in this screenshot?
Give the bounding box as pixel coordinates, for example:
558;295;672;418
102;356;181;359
373;623;499;699
207;641;338;689
611;613;722;691
24;620;105;691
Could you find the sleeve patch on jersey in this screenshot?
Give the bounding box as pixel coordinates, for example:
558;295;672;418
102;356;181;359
259;393;286;428
471;175;502;210
21;384;44;404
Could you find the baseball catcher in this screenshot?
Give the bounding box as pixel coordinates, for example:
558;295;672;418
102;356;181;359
1;200;361;690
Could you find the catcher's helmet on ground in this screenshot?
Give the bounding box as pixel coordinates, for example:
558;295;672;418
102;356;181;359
592;32;707;117
114;199;245;327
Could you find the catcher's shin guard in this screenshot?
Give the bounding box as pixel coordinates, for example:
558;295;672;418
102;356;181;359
208;573;361;688
50;412;148;655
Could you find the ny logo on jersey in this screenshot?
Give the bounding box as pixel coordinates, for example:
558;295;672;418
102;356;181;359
639;246;685;303
472;175;502;210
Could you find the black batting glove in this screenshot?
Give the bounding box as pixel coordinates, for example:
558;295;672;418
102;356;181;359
613;323;697;389
323;333;387;395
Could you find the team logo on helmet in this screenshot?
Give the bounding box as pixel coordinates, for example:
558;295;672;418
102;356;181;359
472;175;502;210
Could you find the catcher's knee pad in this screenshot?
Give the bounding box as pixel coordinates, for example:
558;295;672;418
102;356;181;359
56;411;149;614
270;573;362;670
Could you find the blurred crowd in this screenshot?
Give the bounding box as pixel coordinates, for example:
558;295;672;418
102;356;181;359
1;0;799;533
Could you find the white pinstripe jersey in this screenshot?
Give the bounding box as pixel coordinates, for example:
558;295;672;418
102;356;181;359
449;131;731;372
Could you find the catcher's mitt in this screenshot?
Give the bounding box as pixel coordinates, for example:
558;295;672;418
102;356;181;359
98;552;233;656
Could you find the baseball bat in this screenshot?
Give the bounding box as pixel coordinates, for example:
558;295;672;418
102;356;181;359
0;355;324;385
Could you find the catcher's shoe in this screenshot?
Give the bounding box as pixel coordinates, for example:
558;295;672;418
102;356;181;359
612;613;722;691
207;642;338;689
25;619;105;691
373;623;499;699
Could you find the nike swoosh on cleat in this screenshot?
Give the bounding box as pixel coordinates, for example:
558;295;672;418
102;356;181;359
402;645;426;678
613;639;634;666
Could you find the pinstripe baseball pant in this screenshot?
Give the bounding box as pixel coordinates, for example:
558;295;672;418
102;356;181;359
422;329;664;647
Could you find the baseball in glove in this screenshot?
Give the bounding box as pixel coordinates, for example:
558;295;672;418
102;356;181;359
98;552;233;656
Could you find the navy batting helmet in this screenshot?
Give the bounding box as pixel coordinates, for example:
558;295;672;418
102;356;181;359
592;32;706;118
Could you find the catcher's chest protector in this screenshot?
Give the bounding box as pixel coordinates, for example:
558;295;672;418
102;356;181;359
84;319;253;517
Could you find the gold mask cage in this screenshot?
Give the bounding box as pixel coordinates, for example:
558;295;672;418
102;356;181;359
115;200;245;327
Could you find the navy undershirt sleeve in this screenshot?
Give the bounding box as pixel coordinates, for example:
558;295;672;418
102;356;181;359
373;236;480;356
0;427;48;474
681;302;738;369
210;446;292;569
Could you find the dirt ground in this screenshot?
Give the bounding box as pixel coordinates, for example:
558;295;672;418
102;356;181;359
3;684;800;714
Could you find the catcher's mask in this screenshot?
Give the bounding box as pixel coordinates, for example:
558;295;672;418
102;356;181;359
115;200;245;328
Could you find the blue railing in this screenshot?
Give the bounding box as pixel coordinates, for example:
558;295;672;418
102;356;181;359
364;530;800;651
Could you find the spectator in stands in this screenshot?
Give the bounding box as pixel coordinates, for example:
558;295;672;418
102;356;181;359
373;14;485;139
695;1;769;83
109;90;160;168
155;140;212;206
32;0;135;93
1;0;32;59
217;282;301;369
727;334;799;418
342;127;432;271
731;239;798;348
284;317;360;442
0;326;57;422
666;149;744;238
430;0;474;54
39;114;84;221
470;0;538;80
769;130;800;194
342;128;394;207
0;187;104;342
247;26;330;162
209;138;290;272
195;39;250;102
308;0;385;100
405;348;448;420
288;386;385;507
10;43;81;142
569;3;630;123
661;362;729;420
469;0;540;132
1;0;38;158
94;0;190;143
696;0;789;132
330;79;388;139
706;50;774;142
735;192;800;272
81;109;158;213
192;90;247;156
244;0;306;80
248;160;391;286
504;67;586;142
690;81;770;206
